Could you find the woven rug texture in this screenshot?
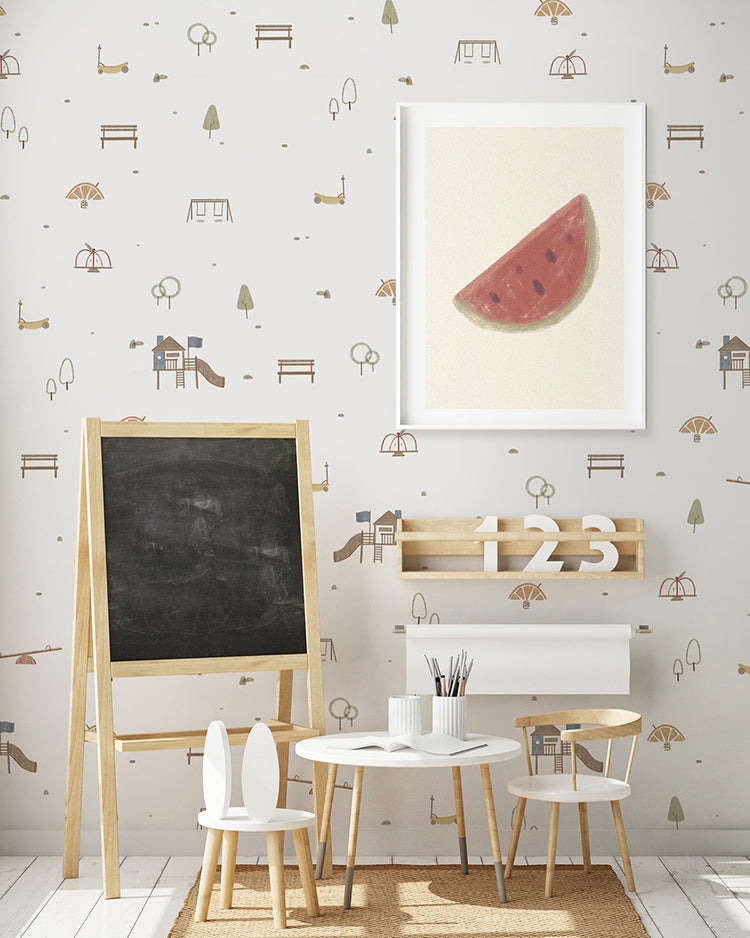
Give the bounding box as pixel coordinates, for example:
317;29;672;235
169;863;649;937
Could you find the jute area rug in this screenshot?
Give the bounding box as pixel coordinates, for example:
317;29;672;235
169;863;649;937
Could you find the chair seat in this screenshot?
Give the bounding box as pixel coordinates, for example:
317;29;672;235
198;806;315;833
507;773;630;803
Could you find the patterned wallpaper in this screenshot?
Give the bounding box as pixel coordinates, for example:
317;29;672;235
1;0;748;856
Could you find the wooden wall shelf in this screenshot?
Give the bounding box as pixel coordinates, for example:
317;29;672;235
396;517;645;579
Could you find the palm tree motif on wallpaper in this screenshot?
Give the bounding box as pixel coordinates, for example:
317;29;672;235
534;1;572;26
333;510;401;563
647;724;686;751
452;194;598;333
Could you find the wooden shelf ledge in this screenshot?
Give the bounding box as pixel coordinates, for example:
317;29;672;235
85;720;320;753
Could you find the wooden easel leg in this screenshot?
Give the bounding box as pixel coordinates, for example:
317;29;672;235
220;830;238;909
315;762;337;879
505;796;526;880
451;766;469;874
275;670;294;809
266;829;287;929
293;827;320;916
343;765;364;910
63;447;93;881
480;763;507;903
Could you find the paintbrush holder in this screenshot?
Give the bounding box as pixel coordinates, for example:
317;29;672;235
432;695;466;740
388;695;423;736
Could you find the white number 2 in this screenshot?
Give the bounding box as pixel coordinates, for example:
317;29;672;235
523;515;564;573
579;514;619;573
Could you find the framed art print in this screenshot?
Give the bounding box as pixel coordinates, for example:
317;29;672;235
397;102;646;429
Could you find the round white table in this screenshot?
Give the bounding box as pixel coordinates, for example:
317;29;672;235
295;732;521;908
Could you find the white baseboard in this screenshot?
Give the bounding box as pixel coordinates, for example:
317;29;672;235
2;827;748;858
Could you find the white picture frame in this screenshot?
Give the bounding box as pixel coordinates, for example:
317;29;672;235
397;102;646;430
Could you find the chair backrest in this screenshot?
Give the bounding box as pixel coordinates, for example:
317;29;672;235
514;708;642;789
241;722;280;822
203;720;232;820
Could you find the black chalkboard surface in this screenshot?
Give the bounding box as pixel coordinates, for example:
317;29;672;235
100;436;307;661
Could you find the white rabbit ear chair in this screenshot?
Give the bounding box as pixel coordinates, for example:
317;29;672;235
195;721;319;928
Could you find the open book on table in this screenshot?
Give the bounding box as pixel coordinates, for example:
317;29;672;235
326;733;488;757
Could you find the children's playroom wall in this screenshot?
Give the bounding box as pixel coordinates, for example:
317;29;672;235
1;0;748;857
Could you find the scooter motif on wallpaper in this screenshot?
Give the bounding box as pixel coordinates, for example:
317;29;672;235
429;795;457;826
663;44;695;75
96;43;127;75
152;335;225;389
333;510;401;564
17;300;49;330
314;175;346;205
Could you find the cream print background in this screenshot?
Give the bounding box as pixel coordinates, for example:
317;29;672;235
425;126;625;410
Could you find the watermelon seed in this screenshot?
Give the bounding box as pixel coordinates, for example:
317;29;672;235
532;279;545;296
545;249;557;263
489;291;501;303
515;265;523;274
566;234;574;244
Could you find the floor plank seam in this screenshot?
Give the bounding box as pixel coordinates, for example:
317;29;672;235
659;857;718;938
125;856;171;938
0;856;36;902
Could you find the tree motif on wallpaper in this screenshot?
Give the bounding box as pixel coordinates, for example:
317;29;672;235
342;78;357;110
236;284;254;319
687;499;704;532
685;639;701;671
647;724;686;751
717;276;747;309
526;475;555;508
44;360;74;400
328;97;339;121
381;0;399;33
333;510;401;564
202;105;220;139
151;276;181;309
0;105;15;138
667;795;684;830
0;722;36;774
350;342;380;375
329;697;358;730
187;23;217;56
152;335;225;389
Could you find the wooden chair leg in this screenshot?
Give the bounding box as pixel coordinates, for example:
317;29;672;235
220;829;238;909
545;802;560;899
578;803;591;872
195;827;223;922
505;797;526;880
266;829;287;929
293;827;320;917
611;800;636;891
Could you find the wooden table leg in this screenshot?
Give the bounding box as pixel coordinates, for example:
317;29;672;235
293;827;320;917
266;829;287;929
195;828;222;922
316;763;337;879
480;763;507;904
220;830;238;909
343;765;364;910
451;766;469;874
546;802;560;899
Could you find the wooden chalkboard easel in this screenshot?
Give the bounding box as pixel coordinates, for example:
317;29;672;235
62;419;327;898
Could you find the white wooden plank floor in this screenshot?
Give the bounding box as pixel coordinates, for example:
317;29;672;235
2;855;749;937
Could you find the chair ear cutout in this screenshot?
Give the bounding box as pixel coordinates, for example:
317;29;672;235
241;722;280;822
203;721;232;819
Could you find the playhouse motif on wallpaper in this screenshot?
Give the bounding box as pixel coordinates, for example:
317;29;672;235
334;510;401;563
152;336;225;389
529;724;603;774
719;336;750;389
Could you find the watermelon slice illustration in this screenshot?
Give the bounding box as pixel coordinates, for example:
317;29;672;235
452;194;599;331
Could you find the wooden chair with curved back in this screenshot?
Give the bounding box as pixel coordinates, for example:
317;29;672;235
505;708;641;899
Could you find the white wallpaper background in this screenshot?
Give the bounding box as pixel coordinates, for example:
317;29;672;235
1;0;748;858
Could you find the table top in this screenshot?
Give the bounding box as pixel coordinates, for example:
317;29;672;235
295;732;521;769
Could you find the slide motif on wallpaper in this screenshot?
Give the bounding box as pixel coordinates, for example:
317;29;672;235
452;194;598;332
0;723;37;774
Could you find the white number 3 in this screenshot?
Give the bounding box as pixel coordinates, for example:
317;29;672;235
579;514;619;573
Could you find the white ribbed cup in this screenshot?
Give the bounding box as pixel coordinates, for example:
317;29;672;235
432;696;466;740
388;695;422;736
